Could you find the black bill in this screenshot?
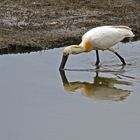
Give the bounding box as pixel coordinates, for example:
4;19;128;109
59;55;68;70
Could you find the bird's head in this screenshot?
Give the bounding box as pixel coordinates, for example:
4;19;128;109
59;45;84;70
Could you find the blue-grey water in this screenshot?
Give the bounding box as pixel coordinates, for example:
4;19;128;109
0;41;140;140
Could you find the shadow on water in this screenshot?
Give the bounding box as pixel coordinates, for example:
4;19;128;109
59;66;132;102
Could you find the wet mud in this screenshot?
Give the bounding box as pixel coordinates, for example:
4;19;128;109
0;0;139;52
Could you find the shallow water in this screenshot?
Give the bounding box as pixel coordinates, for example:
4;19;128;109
0;41;140;140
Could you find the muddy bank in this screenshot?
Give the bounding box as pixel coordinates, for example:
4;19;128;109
0;0;140;52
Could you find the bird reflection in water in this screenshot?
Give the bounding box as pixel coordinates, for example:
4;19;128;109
59;69;132;102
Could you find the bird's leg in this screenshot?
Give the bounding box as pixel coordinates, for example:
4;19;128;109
114;52;126;65
95;50;100;65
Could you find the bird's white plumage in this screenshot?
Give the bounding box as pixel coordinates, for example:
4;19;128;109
80;26;135;51
60;25;135;69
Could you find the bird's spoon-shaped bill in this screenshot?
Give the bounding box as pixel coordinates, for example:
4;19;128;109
59;55;68;70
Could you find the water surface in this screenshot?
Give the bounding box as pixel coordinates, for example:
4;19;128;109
0;41;140;140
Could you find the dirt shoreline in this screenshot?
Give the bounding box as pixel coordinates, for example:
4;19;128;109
0;0;140;53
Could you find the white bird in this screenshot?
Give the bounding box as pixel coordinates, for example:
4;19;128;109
59;25;135;70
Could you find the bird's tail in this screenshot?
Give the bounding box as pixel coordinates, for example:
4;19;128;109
113;25;132;30
124;29;135;38
113;25;135;38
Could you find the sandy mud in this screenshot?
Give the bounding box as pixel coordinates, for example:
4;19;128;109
0;0;139;53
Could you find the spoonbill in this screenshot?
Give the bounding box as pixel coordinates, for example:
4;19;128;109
59;26;135;70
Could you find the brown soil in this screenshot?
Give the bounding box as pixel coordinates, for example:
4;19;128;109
0;0;140;53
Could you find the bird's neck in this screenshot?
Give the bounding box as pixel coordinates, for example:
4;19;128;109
83;40;93;52
79;40;93;52
70;45;84;55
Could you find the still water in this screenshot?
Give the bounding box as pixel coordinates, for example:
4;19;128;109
0;41;140;140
